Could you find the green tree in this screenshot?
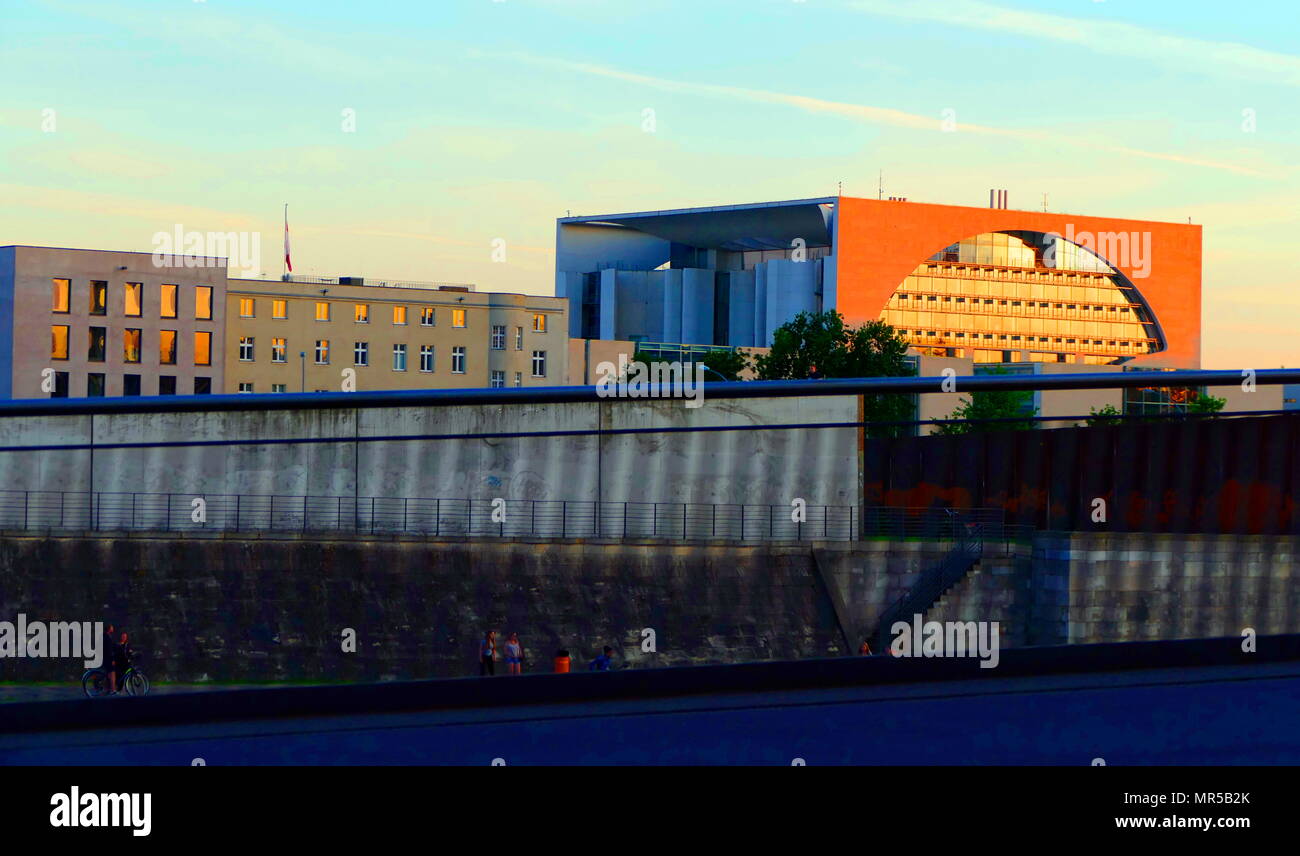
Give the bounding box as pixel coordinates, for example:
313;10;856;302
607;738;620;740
699;348;751;381
1189;392;1227;415
752;310;915;437
1085;403;1124;428
935;367;1038;434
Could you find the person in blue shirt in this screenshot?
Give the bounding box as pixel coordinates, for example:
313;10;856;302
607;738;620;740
589;646;614;671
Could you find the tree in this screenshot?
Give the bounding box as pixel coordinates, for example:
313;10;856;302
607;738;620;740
753;311;915;437
1085;403;1124;427
699;348;751;381
935;367;1038;434
1189;392;1227;415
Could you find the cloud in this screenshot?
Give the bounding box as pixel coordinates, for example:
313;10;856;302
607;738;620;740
845;0;1300;88
484;52;1266;176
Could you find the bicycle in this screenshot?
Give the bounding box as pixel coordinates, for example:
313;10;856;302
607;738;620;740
82;664;150;697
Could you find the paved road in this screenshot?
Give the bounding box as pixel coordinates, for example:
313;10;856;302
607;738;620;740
3;661;1296;764
0;684;313;704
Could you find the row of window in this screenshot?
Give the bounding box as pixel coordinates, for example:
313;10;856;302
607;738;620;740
237;336;549;377
235;296;549;335
51;325;211;365
47;372;211;398
236;371;527;393
52;279;214;320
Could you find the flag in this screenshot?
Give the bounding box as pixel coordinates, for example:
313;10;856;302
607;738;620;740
283;204;293;273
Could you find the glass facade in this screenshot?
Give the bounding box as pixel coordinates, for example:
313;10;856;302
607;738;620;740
880;231;1162;366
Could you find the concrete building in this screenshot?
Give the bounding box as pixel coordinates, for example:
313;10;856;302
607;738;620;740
556;195;1203;369
224;276;566;394
0;245;227;399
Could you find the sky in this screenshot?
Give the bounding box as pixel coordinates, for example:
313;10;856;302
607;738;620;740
1;0;1297;368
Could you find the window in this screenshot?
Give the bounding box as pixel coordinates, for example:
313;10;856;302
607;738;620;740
271;337;286;363
420;307;435;326
89;281;107;316
195;286;213;320
531;350;547;378
51;325;69;360
239;297;255;318
124;283;142;317
123;328;141;363
515;326;523;350
88;327;106;362
514;371;522;387
123;374;141;397
315;340;329;364
490;325;506;350
354;342;369;366
193;331;213;365
87;373;105;397
161;284;177;318
452;308;466;328
159;376;176;396
271;383;287;393
51;371;68;398
194;377;212;395
238;382;254;394
315;301;330;321
239;336;254;361
490;370;505;388
419;345;434;373
52;278;70;313
532;313;547;333
159;330;177;365
392;344;407;371
354;303;369;323
393;306;407;325
451;346;465;374
272;298;287;319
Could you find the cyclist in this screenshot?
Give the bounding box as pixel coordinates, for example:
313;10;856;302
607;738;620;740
103;623;117;693
111;632;134;693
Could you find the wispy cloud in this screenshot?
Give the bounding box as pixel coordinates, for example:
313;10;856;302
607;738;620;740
845;0;1300;88
486;52;1265;176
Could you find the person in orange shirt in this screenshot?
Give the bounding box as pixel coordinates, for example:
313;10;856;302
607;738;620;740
553;648;571;673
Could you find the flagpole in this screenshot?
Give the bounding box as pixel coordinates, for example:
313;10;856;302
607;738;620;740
283;203;288;281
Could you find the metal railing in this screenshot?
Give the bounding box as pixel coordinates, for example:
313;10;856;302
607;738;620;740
873;510;987;649
0;490;860;542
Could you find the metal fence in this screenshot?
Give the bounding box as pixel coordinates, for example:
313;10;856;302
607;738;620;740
0;490;863;541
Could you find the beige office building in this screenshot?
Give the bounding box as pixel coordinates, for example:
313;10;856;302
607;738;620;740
224;276;566;394
0;245;226;399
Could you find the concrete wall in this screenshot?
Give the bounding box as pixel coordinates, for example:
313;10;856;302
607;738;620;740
2;529;1295;682
0;395;861;511
0;534;846;682
1036;532;1300;644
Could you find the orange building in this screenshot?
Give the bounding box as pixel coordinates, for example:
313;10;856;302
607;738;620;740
556;195;1201;368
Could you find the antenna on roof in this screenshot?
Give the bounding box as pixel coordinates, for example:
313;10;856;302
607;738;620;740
1042;193;1048;212
878;170;883;200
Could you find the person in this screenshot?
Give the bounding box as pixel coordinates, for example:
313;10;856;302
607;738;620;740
859;640;873;656
112;632;134;692
504;632;524;675
553;648;571;673
588;646;614;671
808;364;823;380
479;630;497;676
103;623;117;694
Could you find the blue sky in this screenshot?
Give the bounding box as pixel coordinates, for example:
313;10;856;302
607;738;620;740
1;0;1297;367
